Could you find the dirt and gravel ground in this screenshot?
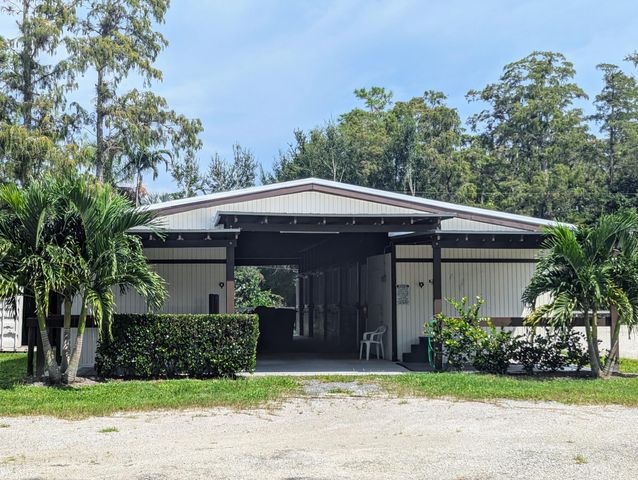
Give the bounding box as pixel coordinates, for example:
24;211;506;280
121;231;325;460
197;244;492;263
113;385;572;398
1;385;637;479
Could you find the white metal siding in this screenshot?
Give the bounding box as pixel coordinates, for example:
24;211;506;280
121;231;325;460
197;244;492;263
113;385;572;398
71;247;228;315
71;261;226;369
441;263;536;317
440;218;520;232
366;254;393;359
114;263;226;314
396;245;433;259
158;191;521;232
394;245;546;358
0;297;22;351
396;262;433;359
442;249;538;259
160;191;419;230
71;247;227;367
143;247;226;260
70;327;99;369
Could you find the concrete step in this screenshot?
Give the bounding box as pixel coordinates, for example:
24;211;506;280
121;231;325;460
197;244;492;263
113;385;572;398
402;337;433;363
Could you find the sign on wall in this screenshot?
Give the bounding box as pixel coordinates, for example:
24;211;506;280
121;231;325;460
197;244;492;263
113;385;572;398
396;284;410;305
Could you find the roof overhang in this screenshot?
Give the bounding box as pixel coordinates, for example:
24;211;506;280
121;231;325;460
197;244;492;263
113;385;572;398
144;178;562;232
391;230;545;249
213;211;454;233
132;229;240;248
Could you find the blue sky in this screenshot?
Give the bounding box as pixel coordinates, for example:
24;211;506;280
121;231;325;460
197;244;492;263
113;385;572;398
4;0;638;192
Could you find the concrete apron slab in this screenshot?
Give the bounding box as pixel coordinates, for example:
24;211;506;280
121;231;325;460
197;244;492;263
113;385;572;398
247;354;409;376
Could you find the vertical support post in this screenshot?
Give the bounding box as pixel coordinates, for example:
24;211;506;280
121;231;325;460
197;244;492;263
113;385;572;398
308;275;314;337
323;270;328;342
433;243;443;370
356;262;361;347
27;323;35;377
390;245;398;361
610;305;619;369
297;270;304;336
225;244;235;314
35;326;44;378
51;327;61;364
337;265;348;347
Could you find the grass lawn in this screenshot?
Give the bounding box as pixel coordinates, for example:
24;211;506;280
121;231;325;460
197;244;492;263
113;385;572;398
2;352;638;418
377;372;638;406
619;358;638;373
0;353;300;418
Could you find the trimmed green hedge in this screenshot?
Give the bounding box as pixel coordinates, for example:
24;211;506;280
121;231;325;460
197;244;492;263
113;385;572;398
96;314;259;378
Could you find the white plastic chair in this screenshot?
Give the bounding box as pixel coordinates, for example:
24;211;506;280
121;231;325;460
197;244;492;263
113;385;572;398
359;325;387;360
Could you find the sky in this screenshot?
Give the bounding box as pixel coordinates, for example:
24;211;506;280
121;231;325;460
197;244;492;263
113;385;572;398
3;0;638;192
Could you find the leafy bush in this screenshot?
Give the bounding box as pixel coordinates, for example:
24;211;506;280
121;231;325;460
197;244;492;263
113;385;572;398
430;297;589;375
474;329;517;374
235;267;284;310
432;297;515;373
96;314;259;378
514;328;589;374
431;297;488;371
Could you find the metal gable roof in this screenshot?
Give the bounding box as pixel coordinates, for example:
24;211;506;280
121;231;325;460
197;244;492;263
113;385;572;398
142;177;563;231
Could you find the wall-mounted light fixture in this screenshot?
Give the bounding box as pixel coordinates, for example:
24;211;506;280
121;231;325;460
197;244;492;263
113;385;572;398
219;282;225;289
418;281;425;288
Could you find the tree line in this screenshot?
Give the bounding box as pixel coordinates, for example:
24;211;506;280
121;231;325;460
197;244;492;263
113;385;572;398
267;53;638;224
1;2;637;224
0;0;251;203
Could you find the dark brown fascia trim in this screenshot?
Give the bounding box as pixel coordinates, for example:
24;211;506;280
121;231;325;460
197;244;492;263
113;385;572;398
395;258;538;264
153;182;544;232
481;316;611;327
26;315;97;328
392;232;543;249
142;239;235;248
148;259;226;264
235;257;300;266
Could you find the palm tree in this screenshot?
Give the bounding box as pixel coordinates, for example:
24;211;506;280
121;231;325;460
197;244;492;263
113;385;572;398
64;179;167;383
0;178;63;382
0;175;167;384
605;224;638;375
118;144;172;206
523;210;638;378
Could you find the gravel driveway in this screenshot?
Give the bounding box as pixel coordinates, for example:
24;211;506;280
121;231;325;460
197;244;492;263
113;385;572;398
1;392;637;479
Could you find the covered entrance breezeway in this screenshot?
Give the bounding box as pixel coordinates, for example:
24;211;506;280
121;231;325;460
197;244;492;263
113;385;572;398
253;352;409;375
219;212;450;362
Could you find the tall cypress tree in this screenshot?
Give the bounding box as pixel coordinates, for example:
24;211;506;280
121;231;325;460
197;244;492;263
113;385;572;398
0;0;79;183
68;0;202;183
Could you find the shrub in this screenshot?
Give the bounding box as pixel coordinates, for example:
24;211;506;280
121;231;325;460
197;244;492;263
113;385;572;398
514;328;589;374
474;329;517;374
430;297;591;375
432;297;516;373
431;297;488;371
96;314;259;378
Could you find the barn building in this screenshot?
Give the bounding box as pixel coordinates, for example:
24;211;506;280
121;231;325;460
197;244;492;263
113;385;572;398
8;177;636;370
88;178;554;367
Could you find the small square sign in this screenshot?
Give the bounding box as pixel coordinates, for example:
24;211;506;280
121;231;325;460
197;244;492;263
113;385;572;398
397;284;410;305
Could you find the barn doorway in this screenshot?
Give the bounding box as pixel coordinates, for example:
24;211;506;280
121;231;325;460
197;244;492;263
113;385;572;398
234;230;385;357
219;211;445;362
